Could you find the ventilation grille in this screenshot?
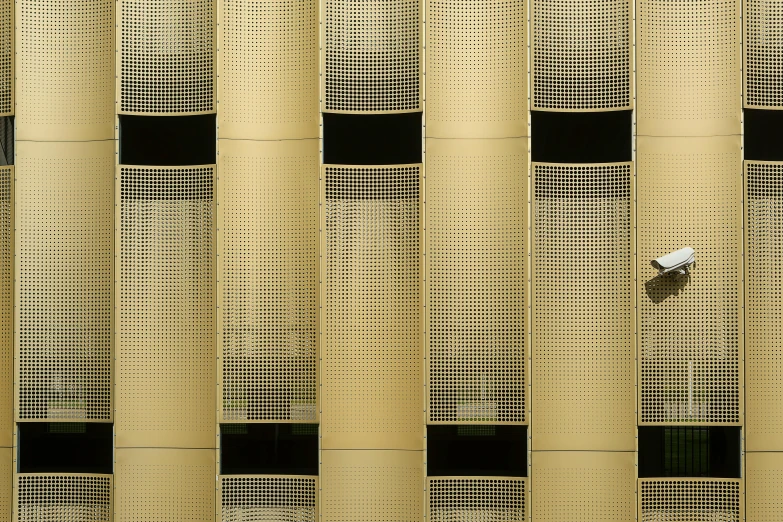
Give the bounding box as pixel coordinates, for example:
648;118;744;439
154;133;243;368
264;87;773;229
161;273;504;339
532;0;631;110
324;0;420;112
16;143;113;421
426;139;525;424
120;0;214;114
0;0;11;115
532;163;633;449
639;479;741;522
0;167;10;442
428;478;525;522
16;474;112;522
118;166;214;448
221;476;317;522
745;0;783;108
219;141;318;422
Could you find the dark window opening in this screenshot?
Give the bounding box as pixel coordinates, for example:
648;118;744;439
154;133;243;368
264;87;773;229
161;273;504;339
119;114;216;166
744;109;783;161
531;110;632;163
18;422;113;474
638;426;741;478
427;425;527;477
323;112;422;165
0;116;13;166
220;423;318;475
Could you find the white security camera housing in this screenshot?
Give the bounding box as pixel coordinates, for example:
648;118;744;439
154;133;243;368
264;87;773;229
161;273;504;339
651;247;695;276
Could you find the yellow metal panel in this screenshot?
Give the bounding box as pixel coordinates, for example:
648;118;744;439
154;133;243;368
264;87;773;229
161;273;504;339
14;474;112;522
530;451;635;521
115;448;214;522
16;0;113;141
219;475;317;522
746;161;783;450
637;136;742;425
747;452;783;521
0;0;11;116
321;450;423;522
322;0;420;113
745;0;783;109
0;167;10;446
637;0;741;136
119;0;214;115
639;478;742;521
218;0;318;140
531;163;634;450
531;0;632;111
116;166;215;448
0;448;10;522
426;139;526;424
14;141;114;422
425;0;526;138
217;140;318;423
428;477;526;521
322;165;422;450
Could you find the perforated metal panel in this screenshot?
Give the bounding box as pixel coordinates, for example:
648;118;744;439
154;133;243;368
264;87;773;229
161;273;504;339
117;166;215;448
15;142;113;422
746;161;783;450
745;0;783;108
637;137;742;425
0;448;10;522
16;0;113;140
426;139;525;424
531;451;635;521
321;450;423;522
218;140;318;423
428;477;526;522
637;0;741;136
0;167;10;446
747;452;783;521
531;163;633;450
323;0;420;113
218;0;318;140
120;0;214;114
425;0;525;138
115;449;214;522
220;475;317;522
15;474;111;522
639;479;742;522
531;0;631;111
0;0;11;116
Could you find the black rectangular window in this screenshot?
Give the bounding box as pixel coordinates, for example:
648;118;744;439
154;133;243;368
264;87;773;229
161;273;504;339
220;423;318;475
18;423;113;474
427;425;527;477
638;426;741;478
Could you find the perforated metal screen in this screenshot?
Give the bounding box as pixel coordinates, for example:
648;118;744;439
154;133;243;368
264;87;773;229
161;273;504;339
15;474;112;522
218;140;318;423
323;0;420;112
0;0;11;115
220;475;317;522
0;167;10;446
322;165;422;450
426;139;525;424
117;166;215;448
0;448;10;522
745;0;783;108
120;0;214;114
639;479;742;522
637;137;742;425
747;452;783;521
531;0;631;111
428;478;525;522
15;142;113;422
532;163;634;450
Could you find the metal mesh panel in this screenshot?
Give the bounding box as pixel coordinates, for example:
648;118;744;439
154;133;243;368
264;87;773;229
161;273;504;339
220;476;317;522
218;0;318;140
0;167;9;445
15;142;113;421
0;0;11;115
324;0;420;113
0;448;10;522
426;139;525;424
120;0;214;114
637;0;740;136
425;0;525;138
117;166;214;448
637;137;741;425
747;452;783;521
531;0;631;111
639;479;741;522
745;0;783;108
428;478;525;522
15;474;112;522
17;0;113;140
218;140;318;423
323;166;421;450
532;163;633;450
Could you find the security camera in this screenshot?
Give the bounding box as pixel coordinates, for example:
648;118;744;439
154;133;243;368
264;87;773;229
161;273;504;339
651;247;695;276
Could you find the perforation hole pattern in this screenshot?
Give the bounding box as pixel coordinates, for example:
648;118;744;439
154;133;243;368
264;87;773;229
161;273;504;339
639;480;741;522
324;0;419;112
746;0;783;107
0;0;11;114
747;453;783;521
16;150;113;421
221;476;317;522
533;164;633;441
427;147;525;424
0;450;9;521
221;146;318;422
121;0;214;113
16;475;112;522
532;0;630;110
429;478;525;522
0;168;9;435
